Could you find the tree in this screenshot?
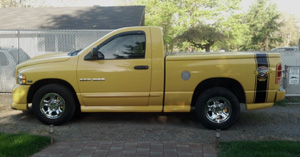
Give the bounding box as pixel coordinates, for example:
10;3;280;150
134;0;242;52
277;13;300;47
174;24;226;52
244;0;283;51
215;13;250;51
1;0;21;7
135;0;179;52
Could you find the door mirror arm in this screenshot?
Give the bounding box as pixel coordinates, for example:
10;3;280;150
91;47;99;59
85;47;104;60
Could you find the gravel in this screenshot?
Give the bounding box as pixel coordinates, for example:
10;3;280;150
1;94;300;144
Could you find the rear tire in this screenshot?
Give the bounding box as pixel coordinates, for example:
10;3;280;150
32;84;76;125
195;87;240;130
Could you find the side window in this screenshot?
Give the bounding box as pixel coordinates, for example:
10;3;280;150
98;32;146;59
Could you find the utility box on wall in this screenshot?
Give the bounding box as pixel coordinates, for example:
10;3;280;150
285;66;300;96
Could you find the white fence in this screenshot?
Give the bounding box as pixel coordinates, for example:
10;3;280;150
276;51;300;97
0;29;112;92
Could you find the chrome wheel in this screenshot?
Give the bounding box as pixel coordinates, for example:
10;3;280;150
40;93;66;119
205;97;232;124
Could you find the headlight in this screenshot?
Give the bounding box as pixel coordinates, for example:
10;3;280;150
17;73;26;84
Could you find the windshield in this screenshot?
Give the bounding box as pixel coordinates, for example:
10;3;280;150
68;49;82;56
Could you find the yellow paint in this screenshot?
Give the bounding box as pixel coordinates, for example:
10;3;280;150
81;106;162;112
11;26;285;113
247;103;274;110
11;84;30;110
164;91;193;112
275;90;286;102
164;106;191;112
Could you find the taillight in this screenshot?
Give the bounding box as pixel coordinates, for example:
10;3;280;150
276;63;282;84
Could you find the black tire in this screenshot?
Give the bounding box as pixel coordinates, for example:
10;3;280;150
32;84;76;125
195;87;240;130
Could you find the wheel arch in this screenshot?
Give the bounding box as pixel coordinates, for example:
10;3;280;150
27;79;80;112
191;78;246;108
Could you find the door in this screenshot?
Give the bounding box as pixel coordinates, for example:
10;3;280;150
77;31;151;106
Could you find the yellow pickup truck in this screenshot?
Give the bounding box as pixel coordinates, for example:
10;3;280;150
11;26;285;129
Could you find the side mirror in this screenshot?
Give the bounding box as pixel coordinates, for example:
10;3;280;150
91;47;99;59
90;47;104;60
84;47;105;60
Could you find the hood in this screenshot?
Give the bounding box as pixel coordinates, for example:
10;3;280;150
17;52;71;69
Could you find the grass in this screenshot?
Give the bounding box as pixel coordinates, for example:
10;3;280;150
274;97;300;106
274;100;287;106
0;132;50;157
219;141;300;157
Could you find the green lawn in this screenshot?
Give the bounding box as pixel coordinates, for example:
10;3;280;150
275;97;300;106
0;132;50;157
219;141;300;157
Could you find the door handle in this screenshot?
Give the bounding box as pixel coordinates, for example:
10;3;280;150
134;65;149;70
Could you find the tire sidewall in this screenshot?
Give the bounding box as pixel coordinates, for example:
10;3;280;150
195;87;240;130
32;84;76;125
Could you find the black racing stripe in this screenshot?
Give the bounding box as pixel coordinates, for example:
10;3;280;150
255;53;269;103
256;54;269;67
255;78;268;103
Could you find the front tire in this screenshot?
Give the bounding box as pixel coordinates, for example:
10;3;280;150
195;87;240;130
32;84;76;125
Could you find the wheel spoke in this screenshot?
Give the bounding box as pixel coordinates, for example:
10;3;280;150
46;107;52;115
43;99;50;106
205;97;232;124
210;112;218;121
214;100;219;106
207;105;213;111
55;110;60;116
43;103;50;107
40;93;65;120
220;112;229;119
